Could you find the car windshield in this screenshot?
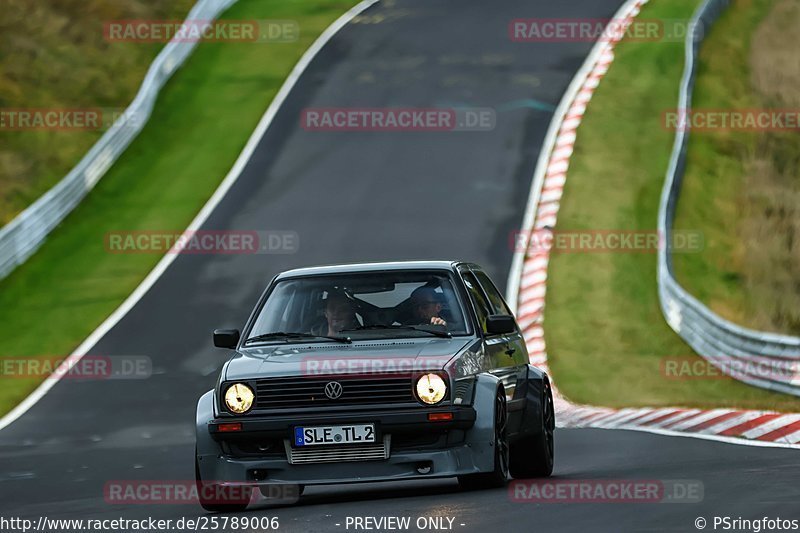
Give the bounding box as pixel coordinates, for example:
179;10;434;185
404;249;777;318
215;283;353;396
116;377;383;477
246;270;470;343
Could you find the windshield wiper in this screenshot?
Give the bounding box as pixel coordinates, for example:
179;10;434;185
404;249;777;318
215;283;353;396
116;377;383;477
341;324;452;338
244;331;351;344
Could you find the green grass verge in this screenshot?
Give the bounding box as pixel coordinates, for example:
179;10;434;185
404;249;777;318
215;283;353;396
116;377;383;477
544;0;800;412
673;0;800;335
0;0;196;224
0;0;357;416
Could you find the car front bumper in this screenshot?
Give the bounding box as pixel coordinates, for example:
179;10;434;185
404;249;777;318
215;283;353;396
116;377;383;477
199;445;486;486
198;406;485;485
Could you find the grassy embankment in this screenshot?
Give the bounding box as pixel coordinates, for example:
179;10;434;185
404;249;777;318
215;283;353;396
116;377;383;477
673;0;800;336
0;0;358;415
0;0;195;224
544;0;800;411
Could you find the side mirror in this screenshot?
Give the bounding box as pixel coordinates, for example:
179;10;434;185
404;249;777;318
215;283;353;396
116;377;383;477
213;329;240;349
486;315;516;335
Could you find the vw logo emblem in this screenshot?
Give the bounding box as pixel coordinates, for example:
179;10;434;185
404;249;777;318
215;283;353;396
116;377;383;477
324;381;343;400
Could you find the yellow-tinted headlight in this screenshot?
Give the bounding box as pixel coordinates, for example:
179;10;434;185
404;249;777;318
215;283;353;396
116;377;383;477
224;383;254;414
415;373;447;405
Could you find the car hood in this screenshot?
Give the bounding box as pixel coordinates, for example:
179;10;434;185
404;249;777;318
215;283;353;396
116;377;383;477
223;337;472;381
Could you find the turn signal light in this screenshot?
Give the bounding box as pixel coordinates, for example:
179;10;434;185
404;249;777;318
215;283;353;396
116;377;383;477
217;422;242;432
428;413;454;422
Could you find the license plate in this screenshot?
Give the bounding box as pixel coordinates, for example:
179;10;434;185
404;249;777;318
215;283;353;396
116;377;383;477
293;424;376;447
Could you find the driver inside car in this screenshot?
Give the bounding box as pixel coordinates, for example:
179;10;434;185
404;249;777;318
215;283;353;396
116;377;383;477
407;286;447;326
312;292;361;336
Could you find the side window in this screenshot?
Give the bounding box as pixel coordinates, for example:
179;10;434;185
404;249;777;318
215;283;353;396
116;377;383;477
462;272;492;334
474;271;513;316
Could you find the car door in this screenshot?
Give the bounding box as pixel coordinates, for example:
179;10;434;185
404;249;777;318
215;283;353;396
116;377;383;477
472;269;529;365
471;268;530;434
459;269;519;400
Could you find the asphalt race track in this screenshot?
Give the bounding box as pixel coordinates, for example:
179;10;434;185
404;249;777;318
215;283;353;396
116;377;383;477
1;1;797;531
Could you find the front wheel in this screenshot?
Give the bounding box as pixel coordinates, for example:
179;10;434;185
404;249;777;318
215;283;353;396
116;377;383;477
195;454;251;513
509;380;554;478
458;389;509;490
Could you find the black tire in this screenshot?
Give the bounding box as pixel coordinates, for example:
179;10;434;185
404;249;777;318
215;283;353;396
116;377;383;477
195;454;251;513
458;389;509;490
509;380;554;478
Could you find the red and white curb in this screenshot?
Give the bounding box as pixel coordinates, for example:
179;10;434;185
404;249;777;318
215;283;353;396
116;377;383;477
510;0;800;448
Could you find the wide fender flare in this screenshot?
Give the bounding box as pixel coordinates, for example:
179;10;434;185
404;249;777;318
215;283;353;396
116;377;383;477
464;373;504;472
518;364;551;438
196;390;220;458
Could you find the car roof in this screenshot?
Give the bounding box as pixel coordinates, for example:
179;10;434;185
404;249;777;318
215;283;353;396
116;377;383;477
275;260;477;280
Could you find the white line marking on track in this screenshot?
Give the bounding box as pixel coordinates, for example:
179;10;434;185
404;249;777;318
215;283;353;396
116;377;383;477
0;0;381;433
589;425;800;450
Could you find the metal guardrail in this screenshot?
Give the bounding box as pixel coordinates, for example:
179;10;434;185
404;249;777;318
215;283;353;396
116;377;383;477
0;0;238;280
657;0;800;396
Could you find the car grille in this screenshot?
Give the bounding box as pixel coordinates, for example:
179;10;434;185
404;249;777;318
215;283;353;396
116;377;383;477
285;436;390;464
253;375;416;409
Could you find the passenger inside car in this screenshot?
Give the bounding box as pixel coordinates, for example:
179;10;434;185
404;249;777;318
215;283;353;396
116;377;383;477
407;286;447;326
